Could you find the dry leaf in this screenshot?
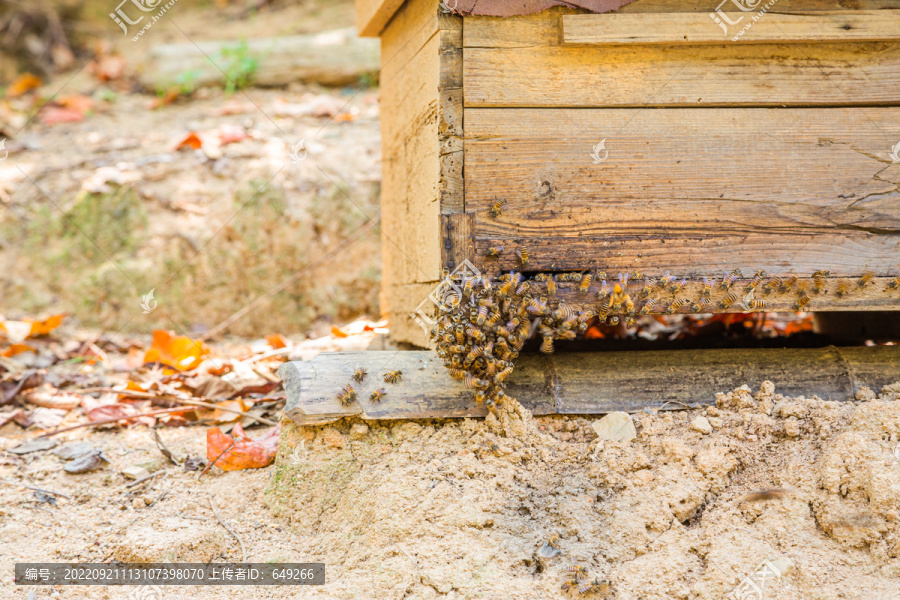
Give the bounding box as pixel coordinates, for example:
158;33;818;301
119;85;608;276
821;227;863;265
206;423;279;471
21;382;82;411
176;132;202;150
6;73;42;97
144;330;209;371
266;334;288;349
27;314;65;337
39;96;93;125
90;54;126;82
2;343;35;357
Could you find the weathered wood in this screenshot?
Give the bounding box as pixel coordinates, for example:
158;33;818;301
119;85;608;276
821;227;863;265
439;14;465;215
441;213;475;272
355;0;406;37
463;5;900;108
279;346;900;424
465;106;900;281
138;29;379;90
383;282;436;348
464;42;900;108
562;11;900;45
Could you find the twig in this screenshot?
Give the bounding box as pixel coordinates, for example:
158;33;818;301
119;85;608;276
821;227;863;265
125;471;161;488
39;407;193;437
199;439;235;479
80;389;278;426
0;480;72;499
208;493;246;562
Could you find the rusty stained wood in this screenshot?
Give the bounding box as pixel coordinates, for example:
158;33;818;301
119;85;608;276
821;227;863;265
441;213;475;272
465;107;900;282
562;11;900;45
279;346;900;425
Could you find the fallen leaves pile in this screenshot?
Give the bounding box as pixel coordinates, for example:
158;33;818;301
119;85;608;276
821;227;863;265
0;314;296;472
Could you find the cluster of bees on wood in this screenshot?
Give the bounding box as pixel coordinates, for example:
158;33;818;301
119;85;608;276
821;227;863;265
431;263;900;408
336;367;403;405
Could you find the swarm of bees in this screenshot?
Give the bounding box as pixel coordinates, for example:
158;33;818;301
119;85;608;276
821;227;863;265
334;367;397;406
430;265;898;410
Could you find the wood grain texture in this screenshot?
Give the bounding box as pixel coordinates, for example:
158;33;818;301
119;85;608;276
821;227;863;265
465;107;900;279
355;0;406;37
464;42;900;107
441;213;475;272
384;282;437;348
439;14;465;214
562;11;900;45
280;346;900;424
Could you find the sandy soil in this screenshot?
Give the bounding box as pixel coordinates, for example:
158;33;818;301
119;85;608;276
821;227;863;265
3;380;900;600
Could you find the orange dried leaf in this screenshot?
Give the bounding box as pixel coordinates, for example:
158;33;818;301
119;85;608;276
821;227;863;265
176;132;202;150
6;73;42;97
266;334;288;349
27;314;65;337
206;423;279;471
2;343;35;357
143;330;209;371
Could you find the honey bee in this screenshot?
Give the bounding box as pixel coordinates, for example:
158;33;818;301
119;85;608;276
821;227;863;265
516;280;531;296
623;295;636;316
596;271;607;281
720;270;738;290
476;305;490;326
747;299;767;310
639;278;655;299
793;296;811;311
338;384;357;405
540;335;555;354
659;270;674;288
558;273;581;282
887;277;900;291
548;535;561;549
630;271;644;280
690;297;710;312
352;367;367;382
580;273;593;294
763;277;781;295
607;315;620;325
578;580;611;595
383;370;403;383
489;197;505;218
747;270;766;291
369;388;387;402
464;374;489;389
857;271;875;289
835;281;851;297
486;246;503;258
665;298;689;315
779;276;798;293
812;270;831;278
596;280;611;301
547;275;558;296
701;277;712;298
561;579;581;591
640;298;658;315
566;566;588;577
516;247;529;267
495;365;514;382
466;324;486;341
448;368;467;380
812;273;827;294
625;316;636;327
668;278;687;295
719;292;738;309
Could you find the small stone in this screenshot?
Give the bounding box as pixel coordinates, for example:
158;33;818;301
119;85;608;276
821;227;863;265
784;417;802;437
319;428;345;449
854;387;876;402
132;497;144;509
691;416;713;435
349;423;369;440
591;412;636;442
52;441;94;460
122;466;150;480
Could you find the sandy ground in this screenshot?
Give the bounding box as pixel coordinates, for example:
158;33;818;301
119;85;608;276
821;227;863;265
3;380;900;600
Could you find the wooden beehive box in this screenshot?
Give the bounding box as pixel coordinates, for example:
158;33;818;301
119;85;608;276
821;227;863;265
357;0;900;347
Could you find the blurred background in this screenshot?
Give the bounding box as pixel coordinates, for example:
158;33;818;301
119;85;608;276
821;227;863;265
0;0;383;340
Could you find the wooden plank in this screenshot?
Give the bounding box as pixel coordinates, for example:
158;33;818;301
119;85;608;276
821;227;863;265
463;42;900;107
463;2;900;48
441;213;475;272
562;11;900;45
384;282;436;348
355;0;406;37
439;14;465;214
380;0;442;292
465;107;900;279
279;346;900;424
